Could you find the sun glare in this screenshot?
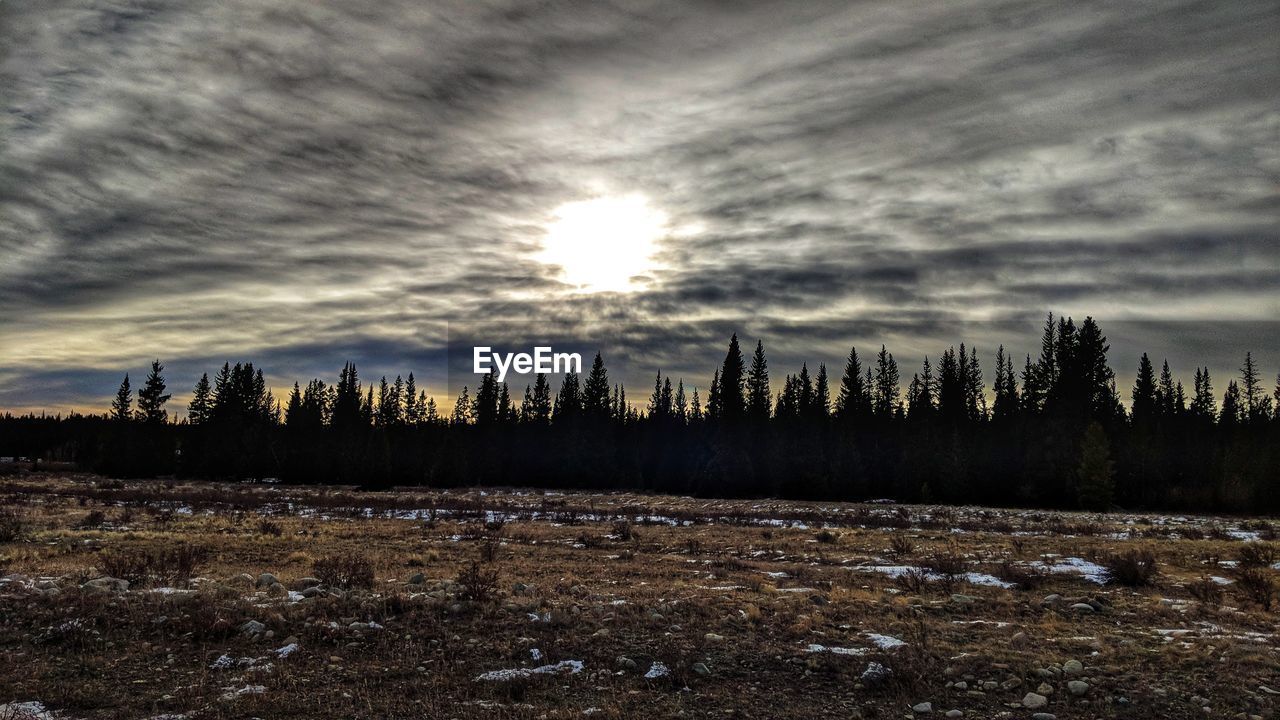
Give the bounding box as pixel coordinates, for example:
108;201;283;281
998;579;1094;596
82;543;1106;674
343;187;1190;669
537;194;667;292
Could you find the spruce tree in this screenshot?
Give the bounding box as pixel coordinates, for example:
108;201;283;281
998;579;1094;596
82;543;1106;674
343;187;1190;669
529;374;553;424
717;334;746;422
813;364;830;419
451;386;472;425
873;345;899;419
135;360;171;424
188;373;212;425
553;372;581;421
674;380;688;423
111;374;133;422
835;346;869;423
582;352;611;418
1131;354;1158;424
746;340;771;422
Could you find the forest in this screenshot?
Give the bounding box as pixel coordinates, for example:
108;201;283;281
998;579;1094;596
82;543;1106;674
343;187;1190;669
2;314;1277;513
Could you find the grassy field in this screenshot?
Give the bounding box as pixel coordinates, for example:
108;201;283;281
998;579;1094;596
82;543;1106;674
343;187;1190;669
1;472;1278;719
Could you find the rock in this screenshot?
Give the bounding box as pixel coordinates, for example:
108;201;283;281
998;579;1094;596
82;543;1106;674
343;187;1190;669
83;577;129;593
1068;602;1095;613
1000;677;1023;691
704;633;725;643
1032;714;1056;720
292;577;322;590
945;712;963;719
1022;692;1048;709
691;662;710;676
228;573;255;587
861;661;891;685
809;594;828;606
239;620;266;636
407;573;426;585
1036;682;1054;695
950;594;977;605
911;701;932;713
616;656;638;671
301;586;324;598
1068;680;1089;696
952;681;968;691
1062;659;1083;675
256;573;279;588
1041;594;1063;606
1009;631;1028;648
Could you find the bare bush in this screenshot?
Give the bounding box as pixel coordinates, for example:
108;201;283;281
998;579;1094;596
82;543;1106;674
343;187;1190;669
889;534;914;557
1234;567;1275;611
0;508;25;542
257;518;284;537
313;552;375;589
457;560;499;603
1187;576;1224;605
894;568;931;594
1238;543;1278;568
1103;549;1159;587
611;520;633;541
75;510;107;529
99;544;208;585
995;560;1046;591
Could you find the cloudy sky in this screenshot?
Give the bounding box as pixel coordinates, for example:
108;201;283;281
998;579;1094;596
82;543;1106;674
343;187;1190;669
1;0;1278;414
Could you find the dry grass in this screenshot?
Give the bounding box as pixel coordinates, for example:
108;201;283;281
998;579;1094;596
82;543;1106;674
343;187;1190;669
0;472;1276;720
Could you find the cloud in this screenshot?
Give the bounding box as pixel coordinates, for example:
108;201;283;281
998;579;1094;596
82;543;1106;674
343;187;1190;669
0;0;1277;413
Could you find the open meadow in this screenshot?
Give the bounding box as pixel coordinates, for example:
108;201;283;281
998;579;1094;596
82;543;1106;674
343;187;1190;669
1;472;1278;720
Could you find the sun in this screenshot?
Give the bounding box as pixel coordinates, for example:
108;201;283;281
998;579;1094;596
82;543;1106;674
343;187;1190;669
537;194;667;292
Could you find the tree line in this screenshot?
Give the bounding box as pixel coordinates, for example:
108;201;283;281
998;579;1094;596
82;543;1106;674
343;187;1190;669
1;314;1277;513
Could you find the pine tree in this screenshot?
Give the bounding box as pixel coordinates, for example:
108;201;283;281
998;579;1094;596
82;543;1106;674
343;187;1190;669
1076;422;1115;511
690;388;703;421
1131;353;1158;424
965;345;985;420
873;345;899;419
674;380;688;423
1075;317;1117;419
835;346;870;423
992;346;1019;421
424;396;439;424
188;373;212;424
553;372;581;422
403;373;419;425
135;360;171;424
1157;360;1176;417
529;374;553;424
474;370;499;426
285;382;303;427
1190;368;1217;420
497;382;514;423
648;371;669;420
1240;352;1272;422
582;352;611;419
746;340;771;422
718;334;746;423
813;364;830;419
111;374;133;422
1221;381;1242;426
451;386;472;425
707;369;721;419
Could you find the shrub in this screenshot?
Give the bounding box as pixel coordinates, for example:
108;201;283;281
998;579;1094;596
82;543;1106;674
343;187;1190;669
0;508;25;542
995;560;1046;591
923;552;966;590
76;510;108;529
612;520;633;541
99;544;207;585
457;560;499;602
1103;549;1159;587
313;553;375;589
894;568;931;594
257;518;284;537
1238;543;1278;568
889;534;914;557
1234;567;1275;611
1187;576;1224;605
815;529;839;544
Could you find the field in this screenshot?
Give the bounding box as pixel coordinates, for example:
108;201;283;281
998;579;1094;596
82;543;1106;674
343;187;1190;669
1;472;1278;720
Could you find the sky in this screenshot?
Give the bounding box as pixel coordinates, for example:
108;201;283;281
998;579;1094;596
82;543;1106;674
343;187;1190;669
1;0;1278;415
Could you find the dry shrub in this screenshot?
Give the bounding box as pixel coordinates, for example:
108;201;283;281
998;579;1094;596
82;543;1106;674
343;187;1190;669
1103;549;1159;587
76;510;107;529
99;544;208;585
995;560;1046;591
1187;576;1224;605
1234;567;1275;611
889;534;914;557
457;560;500;602
612;520;633;541
0;508;25;542
815;529;839;544
257;518;284;537
894;568;931;594
313;552;375;589
1238;543;1278;568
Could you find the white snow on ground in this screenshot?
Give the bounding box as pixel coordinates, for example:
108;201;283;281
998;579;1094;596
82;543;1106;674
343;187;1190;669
530;648;542;661
0;702;52;720
1031;556;1109;584
274;643;299;658
849;564;1014;589
804;643;870;656
475;660;584;682
865;633;906;649
219;685;266;701
644;662;670;678
1210;576;1234;585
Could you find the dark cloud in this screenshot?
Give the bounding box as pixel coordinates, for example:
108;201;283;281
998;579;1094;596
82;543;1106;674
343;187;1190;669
1;0;1277;413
